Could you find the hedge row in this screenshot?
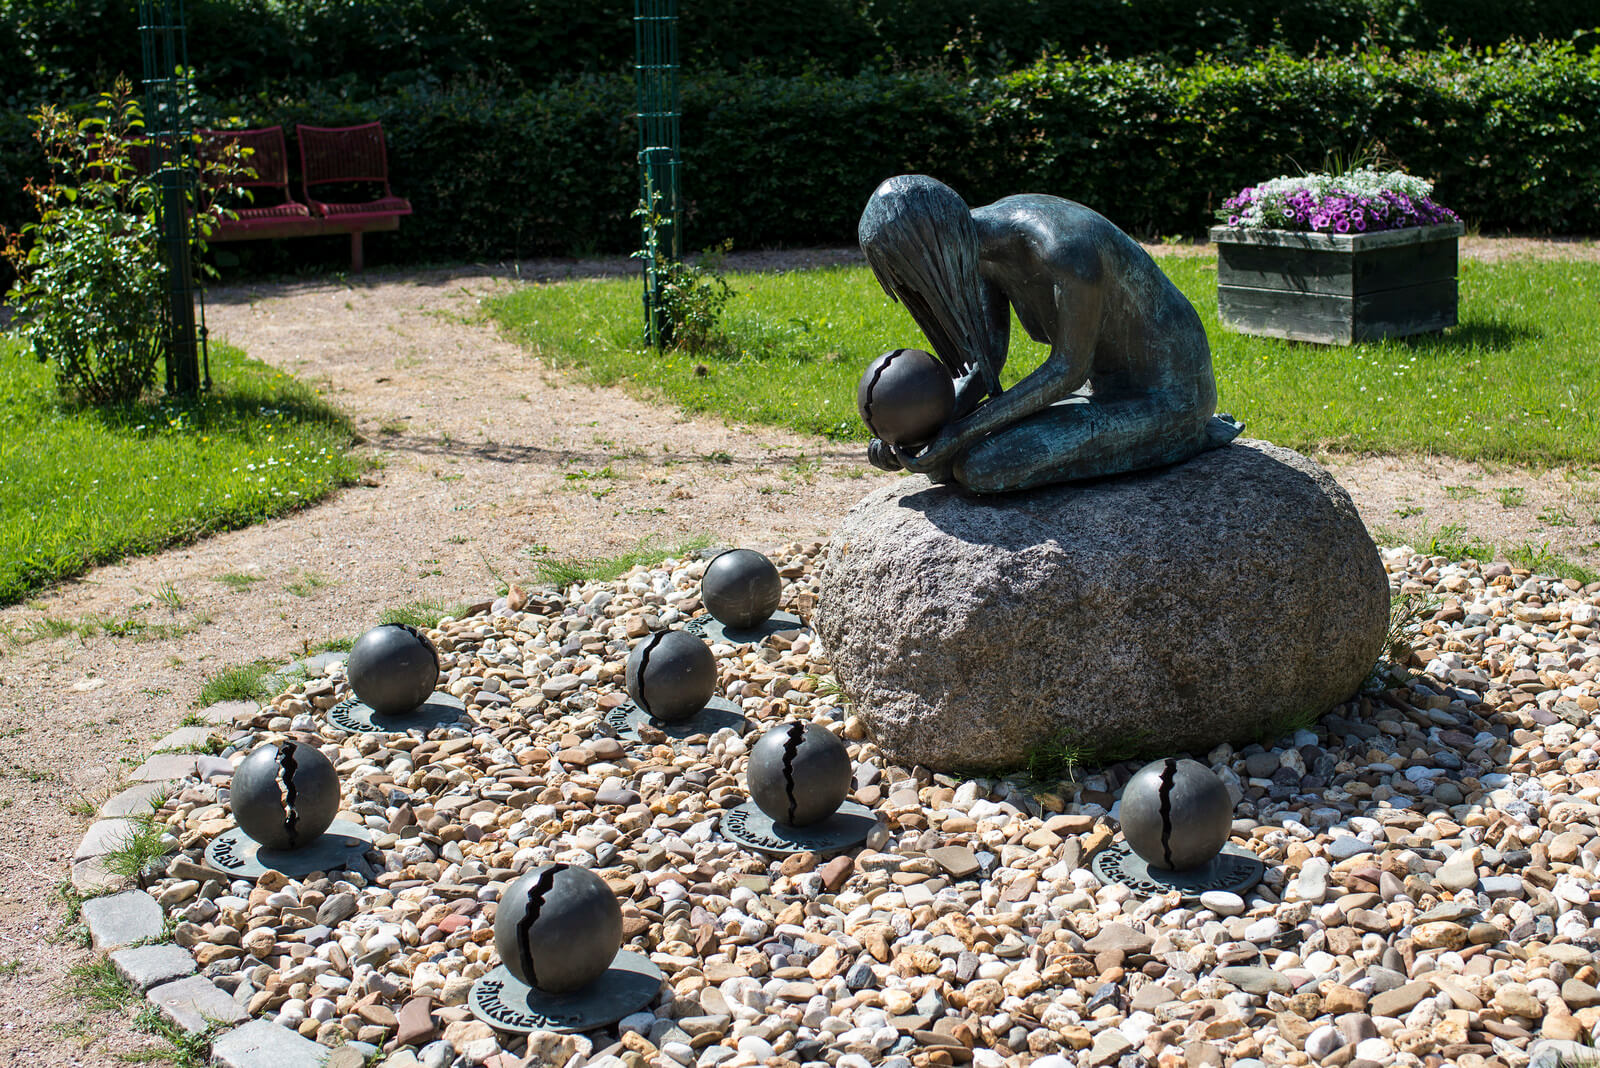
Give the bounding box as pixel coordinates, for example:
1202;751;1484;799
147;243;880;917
3;45;1597;276
3;0;1597;100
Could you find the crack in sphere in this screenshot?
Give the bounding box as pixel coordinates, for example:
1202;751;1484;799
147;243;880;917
747;721;853;827
1120;757;1232;872
231;741;339;851
625;629;716;722
493;864;622;993
701;548;783;630
346;623;440;715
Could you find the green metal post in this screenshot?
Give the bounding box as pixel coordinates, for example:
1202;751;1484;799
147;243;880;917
139;0;207;394
634;0;681;348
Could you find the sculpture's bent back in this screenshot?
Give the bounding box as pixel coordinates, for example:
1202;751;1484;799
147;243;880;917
857;174;1241;493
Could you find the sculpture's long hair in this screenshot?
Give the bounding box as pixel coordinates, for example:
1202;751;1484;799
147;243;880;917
858;175;1002;395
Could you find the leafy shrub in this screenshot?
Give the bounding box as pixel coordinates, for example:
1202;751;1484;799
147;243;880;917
634;190;736;351
4;45;1595;278
2;82;166;404
2;0;1595;99
2;79;245;402
324;45;1597;260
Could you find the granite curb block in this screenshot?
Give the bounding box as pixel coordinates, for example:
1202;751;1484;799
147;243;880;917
148;973;248;1032
109;943;198;991
67;699;329;1066
151;725;217;753
210;1019;332;1067
81;890;164;950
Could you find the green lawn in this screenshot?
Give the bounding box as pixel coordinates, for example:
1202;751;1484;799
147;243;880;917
488;255;1600;466
0;340;360;605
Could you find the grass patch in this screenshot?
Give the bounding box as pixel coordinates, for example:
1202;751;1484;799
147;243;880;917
305;635;354;654
284;571;330;597
128;1003;217;1067
531;534;716;588
1371;589;1437;690
52;880;90;947
487;257;1600;466
68;957;139;1013
196;658;281;706
212;571;262;591
1377;520;1600;584
68;957;213;1067
154;735;223;756
100;815;171;884
0;339;361;606
379;600;469;629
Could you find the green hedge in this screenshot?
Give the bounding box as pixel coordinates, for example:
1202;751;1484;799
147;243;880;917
3;0;1596;102
984;45;1600;235
4;45;1597;279
230;44;1600;265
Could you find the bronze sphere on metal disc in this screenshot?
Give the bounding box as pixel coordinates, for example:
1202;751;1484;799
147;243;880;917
625;629;717;722
493;864;623;993
347;623;440;715
1120;757;1232;872
231;740;340;851
701;548;783;630
748;721;853;827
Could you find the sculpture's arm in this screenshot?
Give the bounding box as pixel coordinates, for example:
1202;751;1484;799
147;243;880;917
896;281;1100;473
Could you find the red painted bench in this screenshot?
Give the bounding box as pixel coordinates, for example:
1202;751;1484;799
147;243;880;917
200;122;411;271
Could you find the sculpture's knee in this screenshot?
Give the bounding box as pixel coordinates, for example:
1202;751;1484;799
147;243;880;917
953;440;1018;494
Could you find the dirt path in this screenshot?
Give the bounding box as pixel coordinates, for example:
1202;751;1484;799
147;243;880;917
0;240;1595;1063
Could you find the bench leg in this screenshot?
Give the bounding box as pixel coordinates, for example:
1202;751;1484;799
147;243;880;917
350;232;365;273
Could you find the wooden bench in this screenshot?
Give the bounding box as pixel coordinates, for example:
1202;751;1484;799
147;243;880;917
200;122;411;271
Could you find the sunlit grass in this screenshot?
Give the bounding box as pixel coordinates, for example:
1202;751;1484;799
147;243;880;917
0;341;361;604
532;534;717;588
487;257;1600;466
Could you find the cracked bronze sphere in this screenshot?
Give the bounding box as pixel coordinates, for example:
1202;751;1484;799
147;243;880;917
347;623;440;715
231;740;339;851
493;864;622;993
857;348;954;447
1121;757;1232;872
747;721;853;827
625;629;717;722
701;548;783;630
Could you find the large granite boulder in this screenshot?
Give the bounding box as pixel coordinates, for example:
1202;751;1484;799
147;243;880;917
815;440;1388;772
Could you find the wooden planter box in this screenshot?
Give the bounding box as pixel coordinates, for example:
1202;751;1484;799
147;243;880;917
1209;222;1462;345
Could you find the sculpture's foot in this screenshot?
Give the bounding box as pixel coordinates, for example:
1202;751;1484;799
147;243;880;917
1205;412;1245;450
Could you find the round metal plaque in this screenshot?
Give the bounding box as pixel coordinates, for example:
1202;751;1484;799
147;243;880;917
718;798;875;857
602;696;749;742
683;610;806;646
467;953;663;1034
325;692;467;734
203;819;375;881
1091;839;1266;901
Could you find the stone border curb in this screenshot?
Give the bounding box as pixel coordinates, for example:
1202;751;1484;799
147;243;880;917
67;654;359;1066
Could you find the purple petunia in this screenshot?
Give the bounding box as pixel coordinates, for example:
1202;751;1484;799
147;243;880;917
1217;169;1459;234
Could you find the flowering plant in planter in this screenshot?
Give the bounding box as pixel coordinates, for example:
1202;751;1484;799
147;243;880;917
1216;169;1458;235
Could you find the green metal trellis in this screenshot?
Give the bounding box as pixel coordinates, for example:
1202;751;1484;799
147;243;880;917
634;0;681;348
139;0;209;394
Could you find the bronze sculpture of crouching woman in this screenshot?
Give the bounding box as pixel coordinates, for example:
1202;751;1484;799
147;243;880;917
859;174;1241;493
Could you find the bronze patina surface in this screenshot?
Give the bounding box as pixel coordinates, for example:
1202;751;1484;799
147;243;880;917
858;174;1240;492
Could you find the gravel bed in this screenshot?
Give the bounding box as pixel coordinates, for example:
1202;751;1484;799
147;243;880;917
136;542;1600;1068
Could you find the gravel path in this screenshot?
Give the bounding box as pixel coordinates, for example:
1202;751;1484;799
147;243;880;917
0;240;1595;1064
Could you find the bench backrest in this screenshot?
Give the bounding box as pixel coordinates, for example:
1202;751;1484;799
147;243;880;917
297;122;396;194
198;126;294;190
